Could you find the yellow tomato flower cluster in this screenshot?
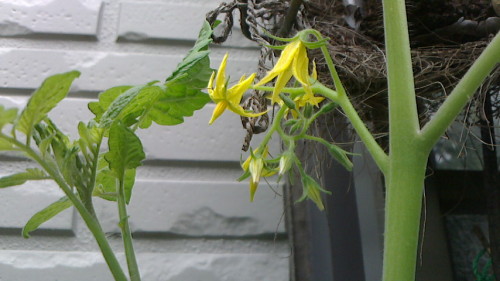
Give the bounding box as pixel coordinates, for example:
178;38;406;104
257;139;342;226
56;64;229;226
255;40;316;104
207;53;267;125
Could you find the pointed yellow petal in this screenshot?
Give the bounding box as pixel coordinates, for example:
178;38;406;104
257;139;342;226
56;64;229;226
209;101;228;125
249;180;258;202
227;103;268;118
254;40;300;87
311;60;318;81
292;43;310;86
227;73;256;105
215;54;229;94
207;71;217;99
270;67;293;104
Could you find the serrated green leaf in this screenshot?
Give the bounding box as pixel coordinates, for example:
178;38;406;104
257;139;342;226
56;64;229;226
105;121;145;180
16;71;80;135
165;21;213;88
99;85;146;128
143;83;211;127
88;86;134;122
94;159;136;204
0;105;18;130
22;196;72;238
0;168;50;188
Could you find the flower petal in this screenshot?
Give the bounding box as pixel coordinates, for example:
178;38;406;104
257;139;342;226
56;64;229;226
292;43;310;86
209;101;228;125
227;73;256;105
270;67;293;104
207;71;218;99
227;103;268;118
254;40;300;87
249;180;258;202
216;54;229;95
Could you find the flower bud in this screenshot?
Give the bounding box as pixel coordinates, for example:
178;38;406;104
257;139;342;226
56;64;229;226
279;151;295;175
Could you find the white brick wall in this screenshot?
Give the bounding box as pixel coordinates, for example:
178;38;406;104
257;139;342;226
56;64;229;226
0;1;288;280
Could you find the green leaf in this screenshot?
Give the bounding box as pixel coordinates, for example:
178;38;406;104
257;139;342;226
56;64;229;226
0;105;18;129
142;83;210;127
88;86;134;122
94;161;137;204
0;138;14;151
16;71;80;135
22;196;73;238
165;20;213;88
0;168;50;188
98;85;146;128
105;121;145;179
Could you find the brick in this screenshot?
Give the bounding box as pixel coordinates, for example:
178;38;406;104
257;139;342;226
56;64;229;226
0;48;258;92
0;250;288;281
0;0;102;36
117;2;258;48
95;180;284;236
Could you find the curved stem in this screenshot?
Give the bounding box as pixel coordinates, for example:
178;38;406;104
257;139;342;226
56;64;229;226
420;31;500;149
1;133;128;281
313;82;389;174
117;176;141;281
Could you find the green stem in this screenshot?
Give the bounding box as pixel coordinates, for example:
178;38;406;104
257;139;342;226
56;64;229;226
1;134;128;281
384;154;428;281
382;0;422;280
258;105;288;149
313;82;389;174
252;85;305;95
117;176;141;281
420;31;500;149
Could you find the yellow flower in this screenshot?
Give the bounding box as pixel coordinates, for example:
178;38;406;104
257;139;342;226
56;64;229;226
208;53;267;125
241;146;277;202
254;40;315;104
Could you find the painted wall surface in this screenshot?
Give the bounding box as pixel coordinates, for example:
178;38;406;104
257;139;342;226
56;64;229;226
0;1;288;280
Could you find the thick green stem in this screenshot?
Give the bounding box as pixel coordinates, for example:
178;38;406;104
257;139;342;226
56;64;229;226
117;177;141;281
382;0;422;280
384;154;428;281
1;134;128;281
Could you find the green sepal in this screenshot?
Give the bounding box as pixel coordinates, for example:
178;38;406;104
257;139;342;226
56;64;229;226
323;142;353;171
0;168;50;188
16;71;80;136
303;103;313;118
317;102;338;115
279;93;296;109
298;174;331;211
284;119;299;127
22;196;73;238
237;169;251;181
